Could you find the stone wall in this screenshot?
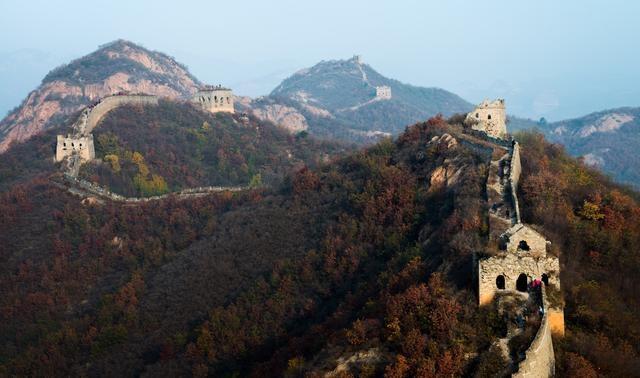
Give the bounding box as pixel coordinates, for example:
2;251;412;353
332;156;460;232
191;86;234;114
478;254;560;305
375;86;392;100
61;174;246;203
513;286;556;378
509;142;522;223
501;224;548;256
466;99;507;139
56;94;158;173
84;94;159;134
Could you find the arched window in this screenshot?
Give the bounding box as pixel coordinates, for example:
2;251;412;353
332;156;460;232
476;113;479;118
541;274;549;286
496;275;505;290
516;273;528;292
488;114;492;120
214;96;218;103
63;142;66;147
71;142;75;147
518;240;530;251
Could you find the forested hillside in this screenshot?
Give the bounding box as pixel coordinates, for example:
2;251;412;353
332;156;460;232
78;100;349;197
1;117;638;376
243;56;472;143
0;40;199;152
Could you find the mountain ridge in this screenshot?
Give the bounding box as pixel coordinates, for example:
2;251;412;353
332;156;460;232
242;56;473;142
0;40;201;152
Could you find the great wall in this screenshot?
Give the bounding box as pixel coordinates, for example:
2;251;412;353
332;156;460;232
53;87;244;202
51;88;565;376
467;99;564;377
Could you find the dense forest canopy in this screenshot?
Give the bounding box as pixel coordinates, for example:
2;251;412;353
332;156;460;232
0;116;638;376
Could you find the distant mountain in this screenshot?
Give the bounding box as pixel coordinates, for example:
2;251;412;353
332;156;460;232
0;40;201;152
531;107;640;187
240;56;473;142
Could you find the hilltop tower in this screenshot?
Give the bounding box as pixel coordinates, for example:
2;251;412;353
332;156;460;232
375;86;392;100
191;85;234;114
466;98;507;139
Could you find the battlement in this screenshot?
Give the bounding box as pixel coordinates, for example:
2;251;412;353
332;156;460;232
192;85;234;114
466;98;507;139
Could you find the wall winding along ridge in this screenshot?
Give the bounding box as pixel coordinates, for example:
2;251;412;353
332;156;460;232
468;99;563;377
513;286;555;378
82;94;159;134
54;94;251;202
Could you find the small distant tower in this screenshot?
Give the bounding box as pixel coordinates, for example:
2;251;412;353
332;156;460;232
375;86;392;100
192;85;234;114
465;99;507;139
352;55;363;65
55;134;95;162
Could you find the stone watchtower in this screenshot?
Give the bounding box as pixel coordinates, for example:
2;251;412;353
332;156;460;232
375;86;392;100
465;98;507;139
55;134;95;162
191;85;234;114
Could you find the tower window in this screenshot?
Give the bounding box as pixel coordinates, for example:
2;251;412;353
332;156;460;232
488;114;492;120
496;275;505;290
518;240;530;251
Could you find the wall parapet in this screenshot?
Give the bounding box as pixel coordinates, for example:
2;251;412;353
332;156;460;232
509;142;522;224
61;174;247;203
83;94;159;134
513;285;555;377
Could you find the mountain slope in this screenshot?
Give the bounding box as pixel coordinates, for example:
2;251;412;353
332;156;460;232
242;56;473;142
0;40;200;152
78;99;349;197
539;107;640;187
2;117;638;376
0;98;348;197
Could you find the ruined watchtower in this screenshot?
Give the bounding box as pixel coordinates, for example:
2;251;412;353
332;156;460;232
465;98;507;139
375;86;392;100
191;85;234;114
55;134;95;162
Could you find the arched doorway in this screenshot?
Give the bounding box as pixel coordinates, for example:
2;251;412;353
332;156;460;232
496;275;505;290
516;273;528;292
541;273;549;286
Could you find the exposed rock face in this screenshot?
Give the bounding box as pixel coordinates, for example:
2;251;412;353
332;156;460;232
250;103;309;133
0;40;200;152
541;108;640;187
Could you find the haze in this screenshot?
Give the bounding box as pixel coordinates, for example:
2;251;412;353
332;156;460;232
1;0;639;121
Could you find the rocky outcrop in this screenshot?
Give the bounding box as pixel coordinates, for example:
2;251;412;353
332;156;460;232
0;40;199;152
250;103;309;133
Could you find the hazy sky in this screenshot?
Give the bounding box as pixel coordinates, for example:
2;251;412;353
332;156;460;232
1;0;639;121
